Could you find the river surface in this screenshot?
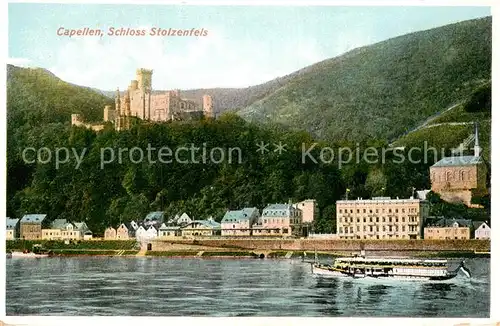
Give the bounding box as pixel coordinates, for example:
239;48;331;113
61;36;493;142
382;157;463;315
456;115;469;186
6;257;490;317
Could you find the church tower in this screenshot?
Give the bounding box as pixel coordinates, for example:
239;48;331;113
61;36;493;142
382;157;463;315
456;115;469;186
474;122;481;157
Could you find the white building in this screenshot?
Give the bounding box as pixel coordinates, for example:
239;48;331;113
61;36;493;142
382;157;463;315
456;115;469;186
135;225;147;241
145;225;158;239
474;221;490;240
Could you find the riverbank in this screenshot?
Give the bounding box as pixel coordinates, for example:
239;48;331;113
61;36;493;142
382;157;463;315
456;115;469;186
7;249;490;259
6;239;490;258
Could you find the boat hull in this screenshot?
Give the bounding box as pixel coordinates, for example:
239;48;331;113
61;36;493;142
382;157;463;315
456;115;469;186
311;264;458;281
9;252;49;258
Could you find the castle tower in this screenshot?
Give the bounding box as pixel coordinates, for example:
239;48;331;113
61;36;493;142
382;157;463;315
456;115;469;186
136;69;153;92
474;122;481;157
136;68;153;120
115;88;121;114
203;94;214;118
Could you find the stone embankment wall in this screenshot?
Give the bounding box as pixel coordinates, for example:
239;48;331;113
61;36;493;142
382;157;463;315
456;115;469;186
151;239;490;252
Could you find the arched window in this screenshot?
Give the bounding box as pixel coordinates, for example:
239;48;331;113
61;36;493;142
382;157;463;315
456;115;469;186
446;171;452;181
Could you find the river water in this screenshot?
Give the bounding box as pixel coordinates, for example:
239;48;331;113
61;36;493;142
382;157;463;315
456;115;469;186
6;257;490;317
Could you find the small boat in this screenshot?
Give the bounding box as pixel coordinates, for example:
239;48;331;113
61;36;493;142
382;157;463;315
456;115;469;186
311;251;471;281
8;244;52;258
10;251;49;258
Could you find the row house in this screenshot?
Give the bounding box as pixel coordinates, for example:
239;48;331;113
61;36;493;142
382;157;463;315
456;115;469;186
42;219;92;240
158;224;181;238
167;212;193;226
336;197;429;240
104;214;218;240
6;218;20;240
252;204;303;237
292;199;317;224
181;218;221;237
221;208;259;236
20;214;47;240
424;218;491;240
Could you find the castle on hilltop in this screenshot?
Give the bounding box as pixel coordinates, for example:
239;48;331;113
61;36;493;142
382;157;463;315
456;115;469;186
72;68;214;131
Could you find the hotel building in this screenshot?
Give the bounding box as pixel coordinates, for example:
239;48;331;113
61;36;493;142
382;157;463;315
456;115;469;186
336;197;429;240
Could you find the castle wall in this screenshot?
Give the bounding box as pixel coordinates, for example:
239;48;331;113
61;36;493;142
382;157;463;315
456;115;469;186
103;106;115;122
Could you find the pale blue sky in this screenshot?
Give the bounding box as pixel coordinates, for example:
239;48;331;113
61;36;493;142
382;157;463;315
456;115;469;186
8;4;491;90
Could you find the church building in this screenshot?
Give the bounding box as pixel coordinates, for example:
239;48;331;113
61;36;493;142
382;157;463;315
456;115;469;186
429;123;488;207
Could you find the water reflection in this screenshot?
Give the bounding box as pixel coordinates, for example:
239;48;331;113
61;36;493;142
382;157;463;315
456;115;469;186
6;257;490;317
365;284;390;305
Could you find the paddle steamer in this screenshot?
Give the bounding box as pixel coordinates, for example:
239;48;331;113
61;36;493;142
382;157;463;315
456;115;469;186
311;251;471;281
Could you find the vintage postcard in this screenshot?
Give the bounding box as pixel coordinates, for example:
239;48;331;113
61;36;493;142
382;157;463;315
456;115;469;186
2;0;497;324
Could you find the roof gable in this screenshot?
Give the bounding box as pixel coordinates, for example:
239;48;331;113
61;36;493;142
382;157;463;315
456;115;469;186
6;218;19;229
21;214;47;224
144;211;164;222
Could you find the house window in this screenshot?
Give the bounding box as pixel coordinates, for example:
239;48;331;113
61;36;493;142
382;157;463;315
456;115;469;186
363;209;366;213
357;209;360;213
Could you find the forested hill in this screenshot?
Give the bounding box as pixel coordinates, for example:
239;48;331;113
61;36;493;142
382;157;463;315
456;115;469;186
238;16;492;142
7;64;112;127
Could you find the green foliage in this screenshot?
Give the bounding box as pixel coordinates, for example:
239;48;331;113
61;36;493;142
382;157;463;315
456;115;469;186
426;191;490;222
239;17;491;142
464;82;491;113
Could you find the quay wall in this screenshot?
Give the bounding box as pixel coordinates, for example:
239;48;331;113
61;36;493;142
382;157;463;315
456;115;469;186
151;239;490;252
